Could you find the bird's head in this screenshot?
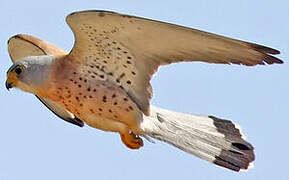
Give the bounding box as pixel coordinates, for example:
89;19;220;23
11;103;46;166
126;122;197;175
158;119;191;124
6;55;55;94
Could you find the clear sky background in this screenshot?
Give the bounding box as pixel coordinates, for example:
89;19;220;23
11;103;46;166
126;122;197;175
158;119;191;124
0;0;288;179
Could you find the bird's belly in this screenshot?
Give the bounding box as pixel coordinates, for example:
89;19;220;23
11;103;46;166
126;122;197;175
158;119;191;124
49;77;143;133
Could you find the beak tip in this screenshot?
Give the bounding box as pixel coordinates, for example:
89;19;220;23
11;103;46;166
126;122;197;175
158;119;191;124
5;81;12;91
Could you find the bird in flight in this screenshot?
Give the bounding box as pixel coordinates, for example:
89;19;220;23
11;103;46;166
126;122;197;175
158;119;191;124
6;10;282;172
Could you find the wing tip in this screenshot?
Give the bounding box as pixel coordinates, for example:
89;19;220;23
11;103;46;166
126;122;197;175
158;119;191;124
7;34;26;45
71;117;85;127
251;44;280;55
263;54;283;65
250;44;283;65
8;34;42;46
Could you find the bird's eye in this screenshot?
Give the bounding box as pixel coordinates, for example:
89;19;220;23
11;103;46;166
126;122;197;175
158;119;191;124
15;67;22;75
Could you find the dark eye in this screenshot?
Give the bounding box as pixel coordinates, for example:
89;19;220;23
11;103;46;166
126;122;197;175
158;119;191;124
15;67;22;75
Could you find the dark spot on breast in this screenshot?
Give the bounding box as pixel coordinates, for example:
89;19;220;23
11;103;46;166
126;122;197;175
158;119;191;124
123;98;128;101
127;80;131;84
98;108;103;112
102;96;107;102
112;94;116;98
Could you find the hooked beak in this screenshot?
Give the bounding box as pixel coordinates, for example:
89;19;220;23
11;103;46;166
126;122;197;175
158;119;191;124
5;80;13;91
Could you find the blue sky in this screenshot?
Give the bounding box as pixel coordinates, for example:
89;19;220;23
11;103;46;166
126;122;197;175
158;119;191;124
0;0;288;179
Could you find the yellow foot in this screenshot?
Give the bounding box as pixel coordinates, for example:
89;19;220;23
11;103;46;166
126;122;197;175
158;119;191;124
120;131;143;149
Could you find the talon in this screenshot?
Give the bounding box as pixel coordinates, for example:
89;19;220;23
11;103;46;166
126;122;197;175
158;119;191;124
120;131;143;149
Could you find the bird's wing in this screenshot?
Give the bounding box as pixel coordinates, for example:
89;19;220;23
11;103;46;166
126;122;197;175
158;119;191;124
8;34;66;60
8;34;84;127
36;97;84;127
66;10;283;115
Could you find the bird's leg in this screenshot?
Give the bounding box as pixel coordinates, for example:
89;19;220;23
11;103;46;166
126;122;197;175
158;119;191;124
120;130;143;149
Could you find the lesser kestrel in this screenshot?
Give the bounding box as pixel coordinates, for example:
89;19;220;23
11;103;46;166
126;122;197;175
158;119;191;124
6;10;283;171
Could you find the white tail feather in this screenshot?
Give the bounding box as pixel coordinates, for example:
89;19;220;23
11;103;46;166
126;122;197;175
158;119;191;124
140;106;254;171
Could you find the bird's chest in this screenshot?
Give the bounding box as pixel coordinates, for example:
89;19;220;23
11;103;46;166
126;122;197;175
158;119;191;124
46;68;141;128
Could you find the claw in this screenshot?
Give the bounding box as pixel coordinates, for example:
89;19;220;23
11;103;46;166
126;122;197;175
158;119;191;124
120;131;143;149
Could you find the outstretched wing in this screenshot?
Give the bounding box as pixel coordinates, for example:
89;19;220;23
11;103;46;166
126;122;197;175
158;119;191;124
8;34;84;127
66;10;283;115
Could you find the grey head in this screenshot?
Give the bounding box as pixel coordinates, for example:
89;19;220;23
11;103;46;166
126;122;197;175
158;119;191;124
6;55;55;93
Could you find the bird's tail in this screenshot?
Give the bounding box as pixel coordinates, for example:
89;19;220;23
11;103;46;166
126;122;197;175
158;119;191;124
140;106;255;172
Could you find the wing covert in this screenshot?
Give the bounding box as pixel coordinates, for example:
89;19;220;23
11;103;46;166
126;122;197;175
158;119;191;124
66;10;283;115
